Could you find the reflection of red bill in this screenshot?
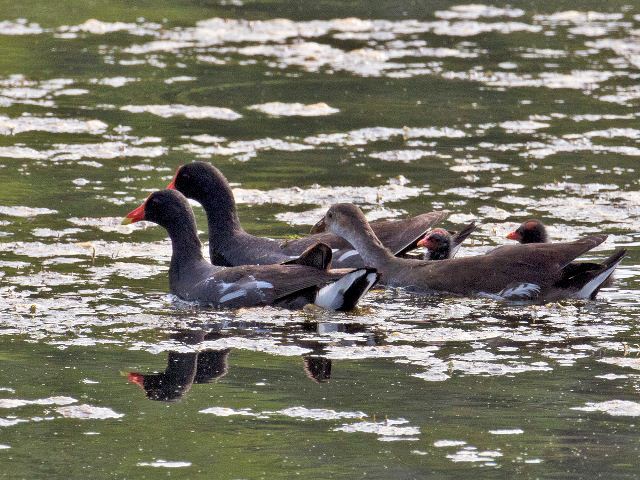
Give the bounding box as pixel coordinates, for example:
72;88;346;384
127;372;145;389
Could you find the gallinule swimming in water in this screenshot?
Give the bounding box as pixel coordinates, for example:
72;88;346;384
506;219;548;244
507;218;616;289
314;203;626;301
414;222;477;260
122;190;378;310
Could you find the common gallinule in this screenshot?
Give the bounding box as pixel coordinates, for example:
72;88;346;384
122;190;378;310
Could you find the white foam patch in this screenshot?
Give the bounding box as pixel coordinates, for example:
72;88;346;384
60;19;161;36
137;460;192;468
191;337;312;357
164;76;196;84
572;400;640;417
121;16;488;78
234;177;427;208
121;104;241;120
523;137;640;160
370;149;437;162
334;418;420;440
447;447;503;464
91;77;137;87
489;428;524;435
443;69;615;91
571;128;640;140
536;11;623;23
435;5;524;20
248;102;339;117
181;137;312;161
199;405;365;421
0;418;27;427
55;404;124;419
88;262;166;281
274;407;366;421
0;19;43;35
0;396;76;409
599;357;640;370
0;205;57;217
0;115;107;135
200;407;260;417
499;120;549;133
595;374;628;380
67;217;147;234
304;126;466;146
178;125;464;162
0;142;166;161
434;440;467;447
430;21;540;37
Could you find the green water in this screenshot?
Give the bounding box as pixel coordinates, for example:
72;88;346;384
0;1;639;478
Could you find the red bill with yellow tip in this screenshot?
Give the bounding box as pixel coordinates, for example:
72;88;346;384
122;202;146;225
506;230;521;241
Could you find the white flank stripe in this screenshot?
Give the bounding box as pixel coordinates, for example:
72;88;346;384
219;289;247;303
337;250;359;262
500;282;540;299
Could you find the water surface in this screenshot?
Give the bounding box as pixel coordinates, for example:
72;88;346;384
0;1;639;478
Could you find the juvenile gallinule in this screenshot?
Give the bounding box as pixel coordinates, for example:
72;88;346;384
314;203;626;301
506;219;548;244
414;222;477;260
507;219;615;289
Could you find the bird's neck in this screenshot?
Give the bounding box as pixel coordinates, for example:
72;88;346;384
199;189;243;240
336;221;395;271
166;219;205;266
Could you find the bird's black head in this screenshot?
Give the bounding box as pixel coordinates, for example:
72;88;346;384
168;161;233;207
123;189;195;231
507;219;548;244
418;228;452;260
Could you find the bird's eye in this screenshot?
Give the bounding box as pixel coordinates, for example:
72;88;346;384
327;212;333;219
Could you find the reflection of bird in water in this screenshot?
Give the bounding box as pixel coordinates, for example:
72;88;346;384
194;349;229;384
303;356;332;383
128;319;386;398
298;320;383;383
128;329;229;402
128;351;198;402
